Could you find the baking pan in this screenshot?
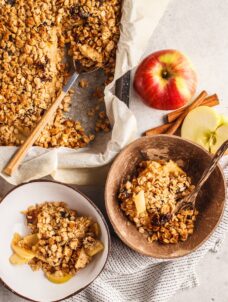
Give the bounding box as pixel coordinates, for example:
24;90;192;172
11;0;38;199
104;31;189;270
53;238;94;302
115;71;131;107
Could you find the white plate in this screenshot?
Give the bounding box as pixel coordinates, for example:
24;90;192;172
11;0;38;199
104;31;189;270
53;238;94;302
0;181;110;302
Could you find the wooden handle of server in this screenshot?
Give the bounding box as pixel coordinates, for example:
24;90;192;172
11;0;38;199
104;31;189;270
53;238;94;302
3;72;79;176
3;91;66;176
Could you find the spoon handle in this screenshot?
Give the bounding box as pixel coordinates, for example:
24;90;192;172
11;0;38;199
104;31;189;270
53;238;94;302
186;139;228;208
173;139;228;215
3;72;79;176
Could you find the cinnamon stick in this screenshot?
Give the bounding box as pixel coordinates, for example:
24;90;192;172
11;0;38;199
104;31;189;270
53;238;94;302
165;91;208;135
167;93;218;123
144;92;219;137
144;123;173;136
202;94;219;107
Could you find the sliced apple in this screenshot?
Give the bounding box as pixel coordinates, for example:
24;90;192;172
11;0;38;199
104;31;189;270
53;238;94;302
12;233;22;245
9;253;29;265
11;244;35;260
210;124;228;154
133;190;146;216
45;272;72;284
181;106;221;151
220;114;228;125
75;248;90;269
89;223;100;237
21;234;39;248
85;240;104;257
11;234;36;260
164;160;184;174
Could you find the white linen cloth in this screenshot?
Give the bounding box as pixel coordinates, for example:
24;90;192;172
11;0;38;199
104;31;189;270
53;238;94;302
69;158;228;302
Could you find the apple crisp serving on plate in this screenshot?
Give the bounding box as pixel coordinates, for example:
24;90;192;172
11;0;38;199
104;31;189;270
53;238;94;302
9;202;104;284
0;0;121;148
118;160;199;244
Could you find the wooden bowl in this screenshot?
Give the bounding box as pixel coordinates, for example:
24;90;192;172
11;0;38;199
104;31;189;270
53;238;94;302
105;135;226;259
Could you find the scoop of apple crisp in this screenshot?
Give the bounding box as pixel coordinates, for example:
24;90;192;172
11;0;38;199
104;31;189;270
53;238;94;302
9;202;104;283
119;160;198;244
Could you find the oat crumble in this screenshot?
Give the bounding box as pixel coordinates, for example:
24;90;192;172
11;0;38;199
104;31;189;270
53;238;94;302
0;0;121;148
10;202;104;282
118;160;198;244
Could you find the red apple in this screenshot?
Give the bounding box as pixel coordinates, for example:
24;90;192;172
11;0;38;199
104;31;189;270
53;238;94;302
133;49;197;110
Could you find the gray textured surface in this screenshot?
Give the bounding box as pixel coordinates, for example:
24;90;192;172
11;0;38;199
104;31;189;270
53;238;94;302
1;0;228;301
130;0;228;301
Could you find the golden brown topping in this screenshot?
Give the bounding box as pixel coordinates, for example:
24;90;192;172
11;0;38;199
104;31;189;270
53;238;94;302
119;160;198;244
0;0;120;147
19;201;104;278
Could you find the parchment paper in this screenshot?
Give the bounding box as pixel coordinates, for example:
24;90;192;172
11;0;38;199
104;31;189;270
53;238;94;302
0;0;170;185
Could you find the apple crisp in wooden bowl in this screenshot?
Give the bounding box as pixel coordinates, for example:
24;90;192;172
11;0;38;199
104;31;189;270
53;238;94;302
105;135;226;259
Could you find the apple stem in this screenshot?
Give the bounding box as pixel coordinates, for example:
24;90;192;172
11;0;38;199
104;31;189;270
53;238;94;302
161;70;170;79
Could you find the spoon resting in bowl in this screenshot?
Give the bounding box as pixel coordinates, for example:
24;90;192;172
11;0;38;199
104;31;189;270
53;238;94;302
172;139;228;215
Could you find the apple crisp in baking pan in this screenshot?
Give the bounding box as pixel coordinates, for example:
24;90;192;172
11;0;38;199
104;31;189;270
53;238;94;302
0;0;122;148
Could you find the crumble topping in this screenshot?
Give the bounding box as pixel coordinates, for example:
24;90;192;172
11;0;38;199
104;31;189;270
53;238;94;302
119;160;198;244
10;201;104;281
0;0;121;147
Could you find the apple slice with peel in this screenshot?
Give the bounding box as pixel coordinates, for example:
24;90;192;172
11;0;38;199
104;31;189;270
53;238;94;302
45;272;72;284
181;106;221;151
210;124;228;154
